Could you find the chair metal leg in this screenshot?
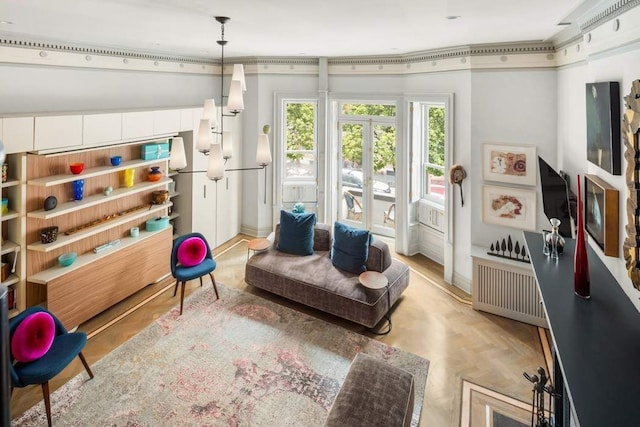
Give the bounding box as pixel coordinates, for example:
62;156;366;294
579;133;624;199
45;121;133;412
199;276;203;287
172;279;179;297
41;381;52;427
209;273;219;300
179;281;186;315
78;352;94;379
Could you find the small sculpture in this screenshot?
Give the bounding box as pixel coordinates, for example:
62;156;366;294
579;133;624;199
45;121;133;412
292;203;305;213
487;235;530;263
44;196;57;211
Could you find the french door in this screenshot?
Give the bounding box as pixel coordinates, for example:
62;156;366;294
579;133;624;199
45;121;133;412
338;118;396;237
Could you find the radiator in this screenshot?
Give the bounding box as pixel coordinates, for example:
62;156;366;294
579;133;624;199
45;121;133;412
472;255;548;328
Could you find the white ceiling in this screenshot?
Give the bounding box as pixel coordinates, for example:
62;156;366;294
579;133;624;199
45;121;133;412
0;0;614;60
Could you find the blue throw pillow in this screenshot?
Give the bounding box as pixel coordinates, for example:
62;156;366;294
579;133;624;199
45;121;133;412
276;210;316;255
331;221;371;274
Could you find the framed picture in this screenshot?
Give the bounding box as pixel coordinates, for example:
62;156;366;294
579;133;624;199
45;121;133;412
584;174;619;257
482;143;537;186
482;185;537;231
586;82;621;175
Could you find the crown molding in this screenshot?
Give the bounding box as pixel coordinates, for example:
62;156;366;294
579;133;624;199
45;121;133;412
1;2;639;76
580;0;640;32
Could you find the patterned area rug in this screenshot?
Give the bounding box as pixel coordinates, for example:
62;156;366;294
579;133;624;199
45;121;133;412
13;285;429;426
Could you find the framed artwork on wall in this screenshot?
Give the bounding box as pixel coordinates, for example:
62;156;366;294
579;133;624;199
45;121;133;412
584;174;619;257
586;81;621;175
482;185;537;231
482;143;537;186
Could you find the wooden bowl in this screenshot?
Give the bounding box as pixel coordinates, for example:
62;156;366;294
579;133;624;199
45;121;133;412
151;190;169;204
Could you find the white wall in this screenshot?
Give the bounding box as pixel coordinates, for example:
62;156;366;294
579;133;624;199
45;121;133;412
0;64;215;113
558;45;640;311
470;69;558;246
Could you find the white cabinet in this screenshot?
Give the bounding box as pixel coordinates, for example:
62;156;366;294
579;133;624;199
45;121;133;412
34;115;83;151
83;113;122;146
172;107;242;248
191;173;217;246
153;109;181;135
1;117;34;154
122;111;154;140
216;174;240;245
179;109;194;132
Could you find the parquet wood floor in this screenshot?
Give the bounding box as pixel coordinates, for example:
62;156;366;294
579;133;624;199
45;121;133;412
10;235;546;426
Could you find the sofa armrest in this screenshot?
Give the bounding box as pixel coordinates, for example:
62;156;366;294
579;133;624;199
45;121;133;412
366;239;392;272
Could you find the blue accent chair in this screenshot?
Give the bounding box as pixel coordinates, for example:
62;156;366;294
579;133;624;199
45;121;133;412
171;232;219;315
9;306;94;427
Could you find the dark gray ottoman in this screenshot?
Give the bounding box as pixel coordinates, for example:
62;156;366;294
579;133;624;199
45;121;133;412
325;353;415;427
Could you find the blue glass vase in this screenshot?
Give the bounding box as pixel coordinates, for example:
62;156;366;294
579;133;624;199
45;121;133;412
73;179;84;201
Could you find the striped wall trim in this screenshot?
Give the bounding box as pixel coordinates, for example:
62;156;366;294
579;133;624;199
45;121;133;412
0;37;215;65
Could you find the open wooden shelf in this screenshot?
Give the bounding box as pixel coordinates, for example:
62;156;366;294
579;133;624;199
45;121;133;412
1;178;20;188
27;202;172;252
1;274;19;287
1;240;20;256
27;178;172;219
28;228;171;284
0;210;19;222
27;158;167;187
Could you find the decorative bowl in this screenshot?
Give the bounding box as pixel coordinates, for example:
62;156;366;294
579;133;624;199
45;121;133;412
151;190;169;204
69;162;84;174
58;252;77;267
110;156;122;166
40;226;59;244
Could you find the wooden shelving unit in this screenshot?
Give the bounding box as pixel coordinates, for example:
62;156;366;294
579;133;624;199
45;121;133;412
27;202;171;252
27;158;168;187
1;153;27;318
27;178;172;220
29;228;168;284
25;144;173;327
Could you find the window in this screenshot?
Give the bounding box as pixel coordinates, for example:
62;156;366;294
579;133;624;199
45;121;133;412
279;99;318;211
284;101;317;180
421;103;446;203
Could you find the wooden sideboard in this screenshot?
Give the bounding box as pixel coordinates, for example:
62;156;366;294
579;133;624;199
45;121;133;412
523;231;640;426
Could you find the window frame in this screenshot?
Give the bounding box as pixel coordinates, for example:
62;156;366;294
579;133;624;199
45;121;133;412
419;102;447;205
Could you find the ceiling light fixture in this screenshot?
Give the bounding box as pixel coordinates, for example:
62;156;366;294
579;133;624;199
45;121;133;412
169;16;272;195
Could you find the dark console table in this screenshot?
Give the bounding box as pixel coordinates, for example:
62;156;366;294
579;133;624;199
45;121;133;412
523;231;640;427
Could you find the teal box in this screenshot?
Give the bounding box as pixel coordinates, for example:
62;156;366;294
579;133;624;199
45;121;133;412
141;142;170;160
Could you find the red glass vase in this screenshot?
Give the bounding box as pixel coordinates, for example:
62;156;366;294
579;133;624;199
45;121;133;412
574;174;590;299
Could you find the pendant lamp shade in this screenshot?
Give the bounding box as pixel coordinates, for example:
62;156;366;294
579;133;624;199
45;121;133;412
256;133;272;166
222;131;233;159
231;64;246;91
169;137;187;170
196;118;214;153
202;99;217;129
207;144;225;181
227;80;244;113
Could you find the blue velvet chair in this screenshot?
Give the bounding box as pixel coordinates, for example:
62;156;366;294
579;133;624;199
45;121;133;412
171;232;219;315
9;306;94;427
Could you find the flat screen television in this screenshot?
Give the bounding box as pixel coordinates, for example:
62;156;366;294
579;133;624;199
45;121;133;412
538;156;574;238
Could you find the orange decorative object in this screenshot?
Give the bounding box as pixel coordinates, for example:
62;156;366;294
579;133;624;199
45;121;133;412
148;167;163;182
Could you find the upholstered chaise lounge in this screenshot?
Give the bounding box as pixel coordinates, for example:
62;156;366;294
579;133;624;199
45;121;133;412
245;223;410;328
